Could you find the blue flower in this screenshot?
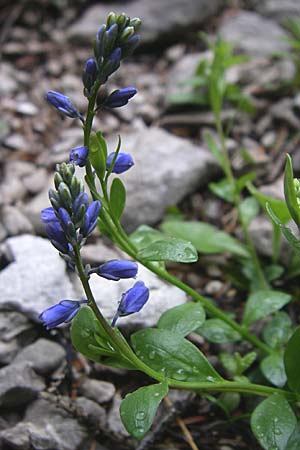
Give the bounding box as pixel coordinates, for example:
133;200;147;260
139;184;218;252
45;91;84;121
105;86;137;108
45;221;70;254
106;152;134;174
39;299;87;329
92;260;138;280
41;207;58;223
69;146;89;167
82;58;98;95
112;281;149;326
81;200;101;237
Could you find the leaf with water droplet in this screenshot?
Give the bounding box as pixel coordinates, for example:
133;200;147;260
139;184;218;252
196;318;241;343
260;353;287;388
131;328;223;382
157;302;205;337
120;380;168;439
251;393;296;450
137;236;198;263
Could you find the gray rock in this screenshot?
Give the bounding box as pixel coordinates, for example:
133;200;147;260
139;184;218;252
23;175;54;235
74;396;106;428
270;98;300;130
219;11;290;57
0;235;75;320
14;338;66;375
4;133;29;151
22;168;49;195
80;378;116;404
86;264;187;330
106;393;129;439
2;205;34;236
0;362;45;407
68;0;222;46
16;101;38;116
107;127;218;231
0;311;36;364
0;397;91;450
81;240;127;265
257;0;300;22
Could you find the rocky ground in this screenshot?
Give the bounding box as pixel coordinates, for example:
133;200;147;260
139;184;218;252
1;0;300;449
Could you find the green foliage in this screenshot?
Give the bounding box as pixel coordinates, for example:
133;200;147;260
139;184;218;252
89;131;107;178
251;394;297;450
284;326;300;393
130;225;198;263
197;318;241;343
110;178;126;220
161;220;250;258
220;351;257;377
131;328;223;382
262;312;293;350
168;36;254;114
260;353;287;387
120;381;168;439
157;302;206;337
284;155;300;228
243;290;291;327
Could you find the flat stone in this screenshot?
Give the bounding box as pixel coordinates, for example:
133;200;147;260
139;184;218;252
22;168;49;195
219;11;290;57
14;338;66;375
86;264;187;330
107;127;219;232
16;101;38;116
4;133;29;151
74;396;106;428
106;394;129;439
0;235;75;320
2;205;34;236
80;378;116;404
81;240;127;265
68;0;222;46
23;175;54;235
0;362;45;407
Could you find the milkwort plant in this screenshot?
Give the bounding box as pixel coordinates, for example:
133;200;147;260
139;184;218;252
40;12;300;447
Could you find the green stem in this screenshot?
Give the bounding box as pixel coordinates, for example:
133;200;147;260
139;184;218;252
215;117;269;290
73;243;296;402
100;208;273;356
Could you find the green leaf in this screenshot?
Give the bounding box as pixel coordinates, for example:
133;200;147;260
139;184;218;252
137;237;198;263
239;197;260;227
267;203;300;252
251;394;296;450
265;264;284;282
262;312;292;349
71;307;107;362
203;131;225;168
247;182;291;223
157;303;205;337
286;421;300;450
131;328;223;382
89;131;107;179
71;307;134;369
260;353;287;387
130;225;163;249
209;178;234;203
110;178;126;220
243;290;291;326
220;351;256;376
120;381;168;439
197;319;241;343
284;155;300;228
161;220;249;258
236;172;256;193
284;326;300;393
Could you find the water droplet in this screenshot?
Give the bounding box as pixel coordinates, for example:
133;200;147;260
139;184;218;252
149;351;156;360
136;411;145;420
274;428;282;436
160;367;166;373
192;366;199;373
206;376;215;382
81;330;90;339
154;392;160;397
173;368;187;381
136;427;145;436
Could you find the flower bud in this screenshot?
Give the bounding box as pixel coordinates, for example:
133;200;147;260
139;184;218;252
95;24;106;59
129;17;142;30
106;152;134;174
45;91;83;122
45;221;70;254
112;281;149;326
82;58;98;96
119;26;135;44
81;200;101;237
104;23;118;56
116;13;128;29
91;260;138;281
41;207;58;224
39;299;87;329
69;146;89;167
58;182;73;210
121;34;140;58
106;11;118;28
105;86;137;108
